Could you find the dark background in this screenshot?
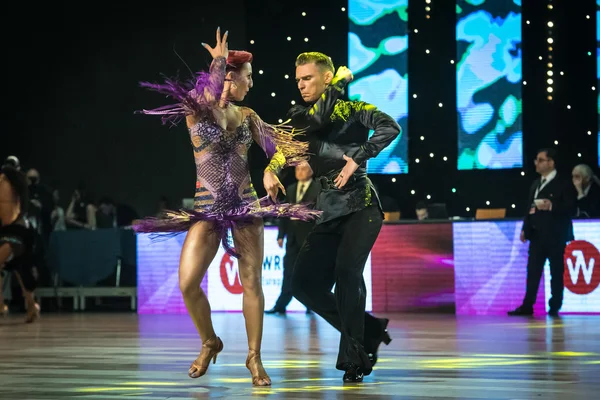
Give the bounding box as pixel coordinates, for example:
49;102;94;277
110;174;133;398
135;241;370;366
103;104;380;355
2;0;598;219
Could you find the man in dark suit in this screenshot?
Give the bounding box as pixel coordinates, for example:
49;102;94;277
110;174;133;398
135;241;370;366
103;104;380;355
266;163;320;314
509;148;577;317
288;52;399;382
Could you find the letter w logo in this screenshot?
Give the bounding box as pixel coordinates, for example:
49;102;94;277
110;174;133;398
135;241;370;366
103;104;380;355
567;250;595;285
225;261;241;287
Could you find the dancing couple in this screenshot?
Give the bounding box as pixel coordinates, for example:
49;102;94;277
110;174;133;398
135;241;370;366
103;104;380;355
135;27;400;384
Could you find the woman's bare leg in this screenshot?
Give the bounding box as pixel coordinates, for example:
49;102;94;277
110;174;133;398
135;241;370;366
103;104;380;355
179;221;221;339
232;218;271;386
178;221;221;377
0;271;6;315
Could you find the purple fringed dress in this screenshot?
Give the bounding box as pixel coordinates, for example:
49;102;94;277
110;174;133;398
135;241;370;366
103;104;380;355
134;56;321;258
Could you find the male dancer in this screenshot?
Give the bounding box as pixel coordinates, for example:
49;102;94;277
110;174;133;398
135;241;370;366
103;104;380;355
288;52;400;382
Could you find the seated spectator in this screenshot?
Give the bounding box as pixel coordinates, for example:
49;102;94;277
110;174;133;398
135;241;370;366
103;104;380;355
572;164;600;218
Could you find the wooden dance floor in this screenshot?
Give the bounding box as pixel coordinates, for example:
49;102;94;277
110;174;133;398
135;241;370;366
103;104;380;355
0;312;598;399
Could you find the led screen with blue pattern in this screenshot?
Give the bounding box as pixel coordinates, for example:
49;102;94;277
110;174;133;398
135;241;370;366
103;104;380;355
456;0;523;170
348;0;408;174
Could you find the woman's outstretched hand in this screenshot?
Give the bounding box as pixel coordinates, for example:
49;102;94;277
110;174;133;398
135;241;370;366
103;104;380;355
263;170;286;202
202;27;228;59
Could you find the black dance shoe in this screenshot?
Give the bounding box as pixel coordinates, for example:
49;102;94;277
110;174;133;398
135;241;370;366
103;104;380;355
507;306;533;316
342;364;364;383
264;308;286;315
367;318;392;366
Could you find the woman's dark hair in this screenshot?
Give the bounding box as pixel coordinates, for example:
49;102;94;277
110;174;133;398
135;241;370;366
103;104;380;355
1;166;29;214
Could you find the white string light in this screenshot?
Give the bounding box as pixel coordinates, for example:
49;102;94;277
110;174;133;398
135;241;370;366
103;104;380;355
249;5;559;220
257;0;584;220
547;3;553;101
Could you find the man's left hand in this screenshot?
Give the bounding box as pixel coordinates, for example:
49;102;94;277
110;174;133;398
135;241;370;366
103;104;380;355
537;199;552;211
334;155;359;189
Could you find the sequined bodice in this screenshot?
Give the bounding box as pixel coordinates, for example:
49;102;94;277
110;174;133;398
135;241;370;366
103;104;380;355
189;116;257;212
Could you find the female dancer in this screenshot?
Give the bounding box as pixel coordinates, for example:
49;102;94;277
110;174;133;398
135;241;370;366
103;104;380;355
0;166;41;323
134;28;319;386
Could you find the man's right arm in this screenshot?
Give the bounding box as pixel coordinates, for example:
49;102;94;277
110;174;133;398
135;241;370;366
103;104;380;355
522;181;536;240
277;219;288;240
277;189;291;241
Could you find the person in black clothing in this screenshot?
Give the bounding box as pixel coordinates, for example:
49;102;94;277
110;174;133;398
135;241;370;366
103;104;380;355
266;163;320;314
288;52;400;382
26;168;55;242
508;148;577;317
66;186;97;230
0;166;41;322
416;200;429;221
571;164;600;218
